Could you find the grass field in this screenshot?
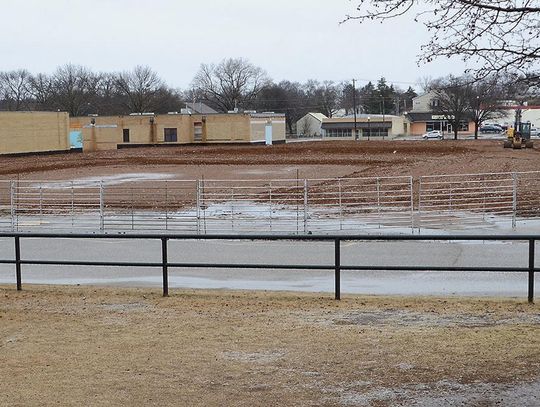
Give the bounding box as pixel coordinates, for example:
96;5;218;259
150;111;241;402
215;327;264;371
1;285;539;406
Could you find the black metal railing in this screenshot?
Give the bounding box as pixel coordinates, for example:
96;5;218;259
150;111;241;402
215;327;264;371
0;233;537;303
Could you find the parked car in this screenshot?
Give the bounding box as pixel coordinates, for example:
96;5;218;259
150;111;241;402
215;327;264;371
530;126;538;138
422;130;443;140
480;124;503;133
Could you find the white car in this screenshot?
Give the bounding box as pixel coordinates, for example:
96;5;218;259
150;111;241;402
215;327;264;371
422;130;443;140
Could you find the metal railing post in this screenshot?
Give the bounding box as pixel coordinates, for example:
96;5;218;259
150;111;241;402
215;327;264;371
376;178;381;229
338;179;343;231
269;182;273;232
303;179;308;234
417;177;423;233
196;181;201;234
15;236;21;291
162;237;169;297
335;238;341;300
512;173;518;229
99;181;105;231
529;239;535;304
165;181;169;231
409;177;415;233
10;181;15;232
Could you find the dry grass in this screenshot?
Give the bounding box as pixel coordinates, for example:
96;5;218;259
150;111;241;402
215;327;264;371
1;285;540;406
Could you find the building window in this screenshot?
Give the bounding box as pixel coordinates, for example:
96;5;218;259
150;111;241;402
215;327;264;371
363;128;388;138
164;128;178;142
324;129;352;138
123;129;130;143
459;121;469;132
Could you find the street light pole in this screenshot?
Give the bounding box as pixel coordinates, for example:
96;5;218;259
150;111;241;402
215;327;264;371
367;116;371;141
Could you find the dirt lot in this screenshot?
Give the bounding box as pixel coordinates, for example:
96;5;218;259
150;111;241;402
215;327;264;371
1;285;539;406
1;140;539;181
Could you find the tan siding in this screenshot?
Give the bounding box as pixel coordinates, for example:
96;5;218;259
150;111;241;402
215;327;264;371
78;113;286;151
0;112;69;154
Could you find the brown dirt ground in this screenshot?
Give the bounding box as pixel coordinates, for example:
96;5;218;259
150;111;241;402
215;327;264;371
1;285;539;406
1;140;539;181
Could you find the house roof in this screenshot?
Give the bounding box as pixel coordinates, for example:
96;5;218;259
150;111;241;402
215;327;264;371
185;102;218;114
309;113;327;122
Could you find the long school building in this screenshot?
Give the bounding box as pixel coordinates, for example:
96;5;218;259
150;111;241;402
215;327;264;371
71;112;286;152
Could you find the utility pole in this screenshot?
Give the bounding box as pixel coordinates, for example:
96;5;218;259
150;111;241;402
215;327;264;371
353;79;358;140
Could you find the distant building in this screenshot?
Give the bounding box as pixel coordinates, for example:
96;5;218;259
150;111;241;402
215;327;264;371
0;111;70;155
321;115;409;139
496;103;540;128
296;113;327;136
71;112;286;152
406;91;475;136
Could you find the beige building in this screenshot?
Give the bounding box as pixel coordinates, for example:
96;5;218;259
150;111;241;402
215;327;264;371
407;91;476;136
71;112;286;152
0;111;70;155
321;115;409;139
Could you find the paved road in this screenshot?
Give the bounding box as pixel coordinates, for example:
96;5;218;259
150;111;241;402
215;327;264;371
0;238;536;298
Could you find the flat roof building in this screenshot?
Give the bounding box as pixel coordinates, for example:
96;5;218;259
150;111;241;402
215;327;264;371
71;112;286;152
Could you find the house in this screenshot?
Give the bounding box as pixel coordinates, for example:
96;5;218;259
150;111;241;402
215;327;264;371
321;115;409;139
0;111;70;155
406;91;475;136
71;112;286;152
296;113;327;136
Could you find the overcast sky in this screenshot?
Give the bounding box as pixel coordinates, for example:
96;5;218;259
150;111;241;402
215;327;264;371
1;0;470;90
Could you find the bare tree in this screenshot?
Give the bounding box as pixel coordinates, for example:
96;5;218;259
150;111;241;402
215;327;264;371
297;117;313;136
191;58;270;112
50;64;100;116
431;76;473;140
28;73;54;111
467;77;507;139
340;82;361;116
346;1;540;82
0;69;32;111
115;66;164;113
305;80;341;118
254;81;309;134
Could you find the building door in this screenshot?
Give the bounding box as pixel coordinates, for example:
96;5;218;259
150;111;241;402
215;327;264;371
265;122;273;145
193;122;203;142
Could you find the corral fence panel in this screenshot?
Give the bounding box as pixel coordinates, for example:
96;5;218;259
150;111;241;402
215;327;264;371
418;171;540;230
102;180;199;232
7;180;102;231
306;176;414;232
1;171;539;233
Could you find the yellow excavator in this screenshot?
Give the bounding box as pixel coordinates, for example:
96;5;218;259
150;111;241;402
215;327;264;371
503;109;534;149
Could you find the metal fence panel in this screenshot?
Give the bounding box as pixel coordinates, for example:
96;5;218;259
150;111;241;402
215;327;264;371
5;171;538;233
198;179;306;234
418;172;540;230
9;180;102;231
306;176;414;232
102;180;199;232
